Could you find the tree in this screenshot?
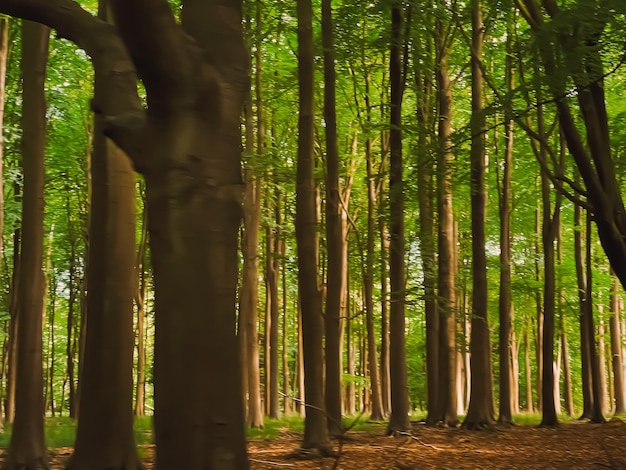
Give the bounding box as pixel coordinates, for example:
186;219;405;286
6;20;49;470
462;0;494;430
386;0;411;434
0;0;251;466
321;0;345;435
434;7;458;427
66;3;140;468
296;0;332;454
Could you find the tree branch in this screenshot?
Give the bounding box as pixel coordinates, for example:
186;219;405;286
110;0;198;110
0;0;149;170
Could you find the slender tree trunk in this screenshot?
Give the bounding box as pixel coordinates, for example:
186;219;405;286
575;173;593;419
497;25;515;426
6;224;19;424
296;0;331;452
240;97;263;428
598;315;608;415
434;13;458;428
415;37;438;427
524;327;533;413
134;202;148;418
561;316;575;416
6;20;49;469
364;75;385;422
344;307;354;415
321;0;345;435
536;99;559;427
610;273;626;415
379;202;391;416
585;212;605;423
386;0;410;434
463;0;494;429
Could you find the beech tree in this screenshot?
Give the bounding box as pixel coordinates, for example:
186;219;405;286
0;0;250;467
6;20;49;470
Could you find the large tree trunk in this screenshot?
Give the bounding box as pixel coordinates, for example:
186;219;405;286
321;0;345;436
434;13;458;428
111;1;253;467
463;0;494;429
386;0;410;435
295;0;331;454
6;20;49;470
67;3;140;467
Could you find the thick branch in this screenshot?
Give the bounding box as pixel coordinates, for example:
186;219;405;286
0;0;148;170
110;0;197;110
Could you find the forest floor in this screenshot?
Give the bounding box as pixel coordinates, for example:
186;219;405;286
41;418;626;469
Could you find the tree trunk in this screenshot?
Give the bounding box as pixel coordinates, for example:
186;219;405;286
134;201;148;418
6;224;19;424
524;327;533;413
364;75;385;422
598;315;608;415
497;24;514;426
321;0;345;436
575;173;593;420
386;0;410;435
6;20;49;470
561;317;575;416
240;97;263;428
296;0;331;453
463;0;494;429
536;95;559;427
434;13;458;428
415;35;438;427
585;212;605;423
610;273;626;415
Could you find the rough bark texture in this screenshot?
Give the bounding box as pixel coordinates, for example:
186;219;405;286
296;0;331;453
6;20;49;470
386;0;410;434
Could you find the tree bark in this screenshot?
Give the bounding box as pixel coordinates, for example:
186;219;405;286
321;0;345;436
364;74;385;422
386;0;410;435
434;12;458;427
610;273;626;415
6;20;49;470
295;0;331;453
463;0;494;429
414;32;438;426
497;24;514;426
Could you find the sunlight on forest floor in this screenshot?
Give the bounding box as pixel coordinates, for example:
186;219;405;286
4;418;625;469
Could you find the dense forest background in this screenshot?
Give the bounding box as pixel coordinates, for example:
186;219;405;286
0;0;625;468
